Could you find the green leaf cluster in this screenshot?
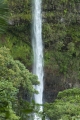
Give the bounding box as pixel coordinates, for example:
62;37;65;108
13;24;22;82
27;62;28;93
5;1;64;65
0;46;39;93
0;46;39;119
44;88;80;120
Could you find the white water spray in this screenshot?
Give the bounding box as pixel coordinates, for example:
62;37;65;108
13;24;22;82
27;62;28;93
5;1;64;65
32;0;44;119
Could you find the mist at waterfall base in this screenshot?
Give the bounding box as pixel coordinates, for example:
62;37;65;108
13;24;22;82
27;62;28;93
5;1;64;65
32;0;44;120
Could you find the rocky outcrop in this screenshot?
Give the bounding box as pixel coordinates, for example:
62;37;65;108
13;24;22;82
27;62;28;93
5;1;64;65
43;67;71;102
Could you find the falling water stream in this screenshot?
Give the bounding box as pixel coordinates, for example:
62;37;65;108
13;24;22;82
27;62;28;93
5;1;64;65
32;0;44;119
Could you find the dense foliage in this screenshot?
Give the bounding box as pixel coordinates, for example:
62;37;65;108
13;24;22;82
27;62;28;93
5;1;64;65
0;0;80;120
0;47;39;119
7;0;31;42
44;88;80;120
0;0;8;33
43;0;80;79
0;0;32;67
42;0;80;102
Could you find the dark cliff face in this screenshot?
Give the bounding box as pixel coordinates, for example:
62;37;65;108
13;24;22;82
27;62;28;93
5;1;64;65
43;67;73;102
42;0;80;102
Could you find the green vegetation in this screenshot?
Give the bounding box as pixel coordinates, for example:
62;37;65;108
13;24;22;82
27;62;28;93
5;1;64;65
0;35;32;67
0;0;80;120
0;1;40;119
44;88;80;120
43;0;80;119
0;0;8;33
43;0;80;81
0;47;39;119
0;0;32;67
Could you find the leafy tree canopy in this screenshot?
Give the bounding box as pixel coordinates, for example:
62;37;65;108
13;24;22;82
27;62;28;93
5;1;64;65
0;46;39;93
0;46;39;120
44;88;80;120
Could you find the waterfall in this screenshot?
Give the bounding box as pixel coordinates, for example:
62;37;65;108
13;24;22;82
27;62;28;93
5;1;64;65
32;0;44;119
